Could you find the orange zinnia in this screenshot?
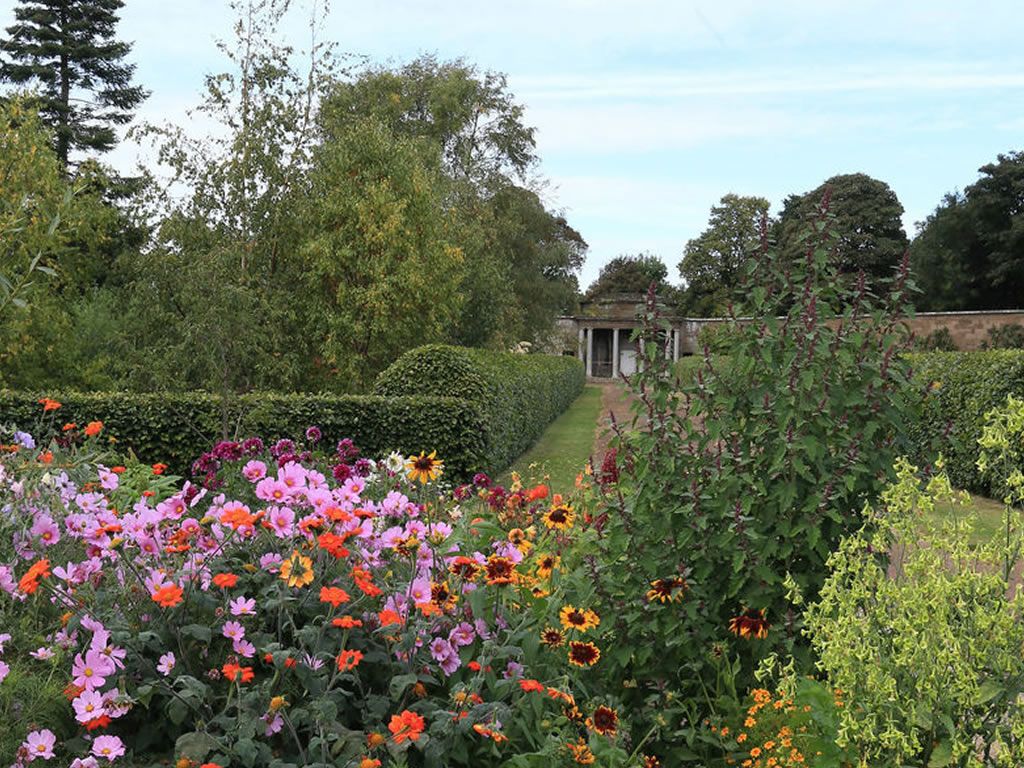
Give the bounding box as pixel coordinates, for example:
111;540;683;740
332;616;363;629
38;397;61;412
388;709;426;743
378;609;403;627
152;463;168;475
336;649;364;672
151;583;184;608
18;558;51;594
84;421;103;437
222;662;254;683
320;586;351;607
519;678;546;693
212;573;238;589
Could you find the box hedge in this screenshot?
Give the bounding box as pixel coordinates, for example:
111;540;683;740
906;350;1024;496
0;390;488;480
375;345;585;471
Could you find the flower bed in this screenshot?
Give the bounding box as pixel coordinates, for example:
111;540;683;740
0;415;637;767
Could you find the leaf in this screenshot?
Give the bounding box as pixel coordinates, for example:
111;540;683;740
389;673;419;699
927;739;953;767
181;623;212;643
976;681;1003;705
175;731;220;760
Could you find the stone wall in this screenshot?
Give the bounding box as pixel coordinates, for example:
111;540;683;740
902;310;1024;350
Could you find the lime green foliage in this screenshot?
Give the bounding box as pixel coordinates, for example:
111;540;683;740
907;350;1024;495
375;345;585;472
504;385;604;493
806;453;1024;767
0;389;488;479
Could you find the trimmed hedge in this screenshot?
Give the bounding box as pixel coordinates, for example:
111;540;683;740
375;345;585;472
907;350;1024;495
0;390;488;480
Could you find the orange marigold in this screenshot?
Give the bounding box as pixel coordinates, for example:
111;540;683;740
388;709;426;743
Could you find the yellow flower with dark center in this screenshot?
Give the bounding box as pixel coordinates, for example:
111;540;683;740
280;550;314;588
540;627;566;647
567;738;596;764
586;705;619;737
729;608;770;639
559;605;600;632
646;577;687;603
567;640;600;667
543;504;575;530
406;451;443;484
484;555;516;585
536;553;560;579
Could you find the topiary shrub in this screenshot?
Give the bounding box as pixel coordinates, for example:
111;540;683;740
906;350;1024;495
375;345;585;472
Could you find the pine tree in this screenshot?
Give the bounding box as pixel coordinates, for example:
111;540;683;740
0;0;147;168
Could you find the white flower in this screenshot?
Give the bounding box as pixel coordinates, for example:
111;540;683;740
384;451;405;474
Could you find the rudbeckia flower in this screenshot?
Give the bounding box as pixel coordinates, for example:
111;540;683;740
405;451;444;484
280;550;314;588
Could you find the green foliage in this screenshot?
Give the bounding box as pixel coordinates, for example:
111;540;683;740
906;350;1024;495
0;389;489;479
671;354;729;386
982;323;1024;350
375;345;585;472
696;322;744;354
679;193;770;317
580;206;916;757
585;252;674;302
299;117;466;390
917;326;958;351
0;0;147;166
805;454;1024;766
775;173;908;282
911;152;1024;311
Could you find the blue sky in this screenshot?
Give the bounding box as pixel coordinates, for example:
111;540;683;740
7;0;1024;287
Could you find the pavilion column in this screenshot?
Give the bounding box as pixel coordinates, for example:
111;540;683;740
585;327;593;378
577;327;585;361
612;328;620;378
673;328;680;362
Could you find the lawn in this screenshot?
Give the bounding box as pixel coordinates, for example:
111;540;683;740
502;385;604;494
929;492;1017;544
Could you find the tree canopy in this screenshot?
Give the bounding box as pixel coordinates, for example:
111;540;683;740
678;193;770;316
0;0;147;168
585;253;673;301
774;173;908;282
911;151;1024;311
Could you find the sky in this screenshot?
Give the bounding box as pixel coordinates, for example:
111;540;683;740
5;0;1024;288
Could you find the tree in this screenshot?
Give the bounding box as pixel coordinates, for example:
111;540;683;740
678;193;770;316
911;152;1024;311
774;173;908;282
0;0;147;168
322;55;535;188
585;252;673;301
298;117;466;389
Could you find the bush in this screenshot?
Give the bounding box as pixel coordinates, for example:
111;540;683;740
982;322;1024;349
917;326;957;351
672;354;729;387
0;390;489;480
805;450;1024;766
695;322;743;354
0;428;634;767
906;350;1024;495
375;345;585;472
578;205;917;759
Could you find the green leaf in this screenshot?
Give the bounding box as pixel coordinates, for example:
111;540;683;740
927;739;953;767
389;673;419;699
175;731;220;760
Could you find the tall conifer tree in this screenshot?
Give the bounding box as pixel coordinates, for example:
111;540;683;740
0;0;147;168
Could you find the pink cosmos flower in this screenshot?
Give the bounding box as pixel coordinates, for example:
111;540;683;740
0;660;9;683
264;712;284;736
71;649;115;690
267;506;295;538
242;459;267;482
429;637;453;662
97;467;119;491
255;477;289;503
91;734;125;761
439;651;462;676
157;652;175;676
23;728;56;760
30;515;60;547
222;621;245;641
70;758;99;768
230;596;256;616
259;553;283;573
30;647;55;660
72;689;107;724
408;577;432;605
233;638;256;658
449;622;476;647
278;461;307;490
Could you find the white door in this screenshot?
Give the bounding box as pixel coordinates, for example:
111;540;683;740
619;349;636;376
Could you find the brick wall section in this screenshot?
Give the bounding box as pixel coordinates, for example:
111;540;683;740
903;311;1024;350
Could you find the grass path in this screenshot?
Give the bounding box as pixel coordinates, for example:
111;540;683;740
502;385;605;494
